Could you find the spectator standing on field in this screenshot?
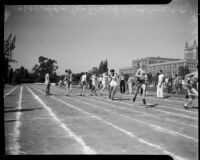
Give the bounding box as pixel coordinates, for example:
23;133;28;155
157;70;165;98
44;71;51;96
119;72;126;94
127;74;134;95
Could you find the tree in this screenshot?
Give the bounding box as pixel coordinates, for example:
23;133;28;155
8;68;14;84
32;56;58;82
14;66;30;84
99;60;108;74
91;67;99;75
178;65;190;78
3;33;17;84
65;68;72;74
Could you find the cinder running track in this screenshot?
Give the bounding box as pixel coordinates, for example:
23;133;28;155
4;84;198;159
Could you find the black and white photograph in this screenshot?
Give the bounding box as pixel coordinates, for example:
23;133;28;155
3;1;198;159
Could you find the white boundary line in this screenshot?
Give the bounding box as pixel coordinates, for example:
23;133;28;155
25;85;96;154
30;84;188;160
126;94;198;115
4;86;18;98
9;85;24;154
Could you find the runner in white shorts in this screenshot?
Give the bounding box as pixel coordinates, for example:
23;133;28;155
100;71;109;96
90;73;98;96
79;72;87;96
109;69;119;100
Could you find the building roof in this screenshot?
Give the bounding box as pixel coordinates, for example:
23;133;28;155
148;59;187;66
132;56;181;61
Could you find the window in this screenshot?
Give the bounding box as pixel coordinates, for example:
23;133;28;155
173;64;177;69
169;64;172;70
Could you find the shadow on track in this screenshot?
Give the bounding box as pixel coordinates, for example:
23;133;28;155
4;119;18;123
145;104;159;108
186;106;198;110
4;108;43;113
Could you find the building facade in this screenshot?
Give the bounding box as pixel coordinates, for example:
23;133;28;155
119;40;198;77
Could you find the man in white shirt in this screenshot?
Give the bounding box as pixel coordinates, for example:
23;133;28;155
128;74;134;95
44;71;51;95
157;70;165;98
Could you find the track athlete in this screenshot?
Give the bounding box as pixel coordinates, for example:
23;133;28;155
100;71;109;96
132;62;147;105
79;72;87;96
183;65;198;109
90;73;98;96
109;69;119;100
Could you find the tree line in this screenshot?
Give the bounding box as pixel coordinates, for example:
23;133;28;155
3;33;190;86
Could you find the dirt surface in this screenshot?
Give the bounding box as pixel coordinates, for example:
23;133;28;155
4;84;198;160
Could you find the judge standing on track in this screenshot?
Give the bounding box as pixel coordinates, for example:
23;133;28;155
63;70;72;96
119;72;126;94
127;74;134;95
44;71;51;96
157;70;165;99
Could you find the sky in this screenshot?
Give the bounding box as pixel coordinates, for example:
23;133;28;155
4;0;198;75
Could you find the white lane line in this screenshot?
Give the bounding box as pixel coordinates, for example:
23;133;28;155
25;85;96;154
91;96;198;128
48;88;198;141
60;88;198;128
89;91;198;120
31;85;188;160
9;85;25;154
83;95;198;129
129;95;198;115
64;94;198;142
4;86;18;98
94;89;198;115
100;88;198;113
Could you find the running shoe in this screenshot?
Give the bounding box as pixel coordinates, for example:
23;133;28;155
143;99;146;105
183;104;188;109
109;93;111;99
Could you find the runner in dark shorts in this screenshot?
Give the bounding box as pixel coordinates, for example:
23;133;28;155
183;66;198;109
133;62;147;105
